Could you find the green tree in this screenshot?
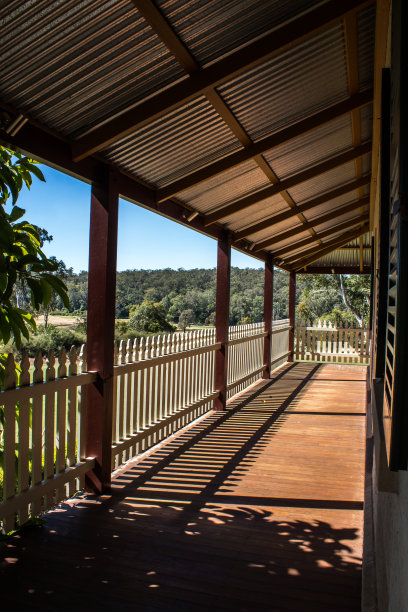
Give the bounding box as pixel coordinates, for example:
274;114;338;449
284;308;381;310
179;309;194;331
0;146;69;363
128;300;175;333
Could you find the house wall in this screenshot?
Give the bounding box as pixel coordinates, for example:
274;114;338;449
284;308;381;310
372;467;408;611
368;1;408;610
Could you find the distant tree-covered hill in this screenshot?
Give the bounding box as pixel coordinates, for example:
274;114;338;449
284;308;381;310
57;267;370;326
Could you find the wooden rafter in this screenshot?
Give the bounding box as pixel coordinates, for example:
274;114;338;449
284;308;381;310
234;176;370;240
288;223;369;270
253;196;369;251
72;0;374;161
282;214;369;265
204;144;371;226
156;91;372;202
270;215;372;259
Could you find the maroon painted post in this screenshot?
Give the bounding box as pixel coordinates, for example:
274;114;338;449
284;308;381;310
263;256;274;378
214;231;231;410
288;271;296;362
85;166;119;492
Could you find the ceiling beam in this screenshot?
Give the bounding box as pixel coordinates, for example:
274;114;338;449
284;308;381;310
289;223;369;270
204;143;371;226
282;214;369;265
270;215;373;259
72;0;374;161
156;91;372;201
253;196;369;251
234;175;370;240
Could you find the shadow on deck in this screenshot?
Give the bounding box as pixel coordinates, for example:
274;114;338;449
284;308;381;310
0;362;367;611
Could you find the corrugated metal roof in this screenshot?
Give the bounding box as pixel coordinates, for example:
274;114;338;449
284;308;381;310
179;160;271;212
357;4;376;90
103;97;243;187
225;195;291;233
310;243;372;267
0;0;186;136
287;161;357;202
218;23;349;142
264;115;353;180
156;0;322;68
0;0;376;272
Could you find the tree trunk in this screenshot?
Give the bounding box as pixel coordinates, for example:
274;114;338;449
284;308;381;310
339;275;363;326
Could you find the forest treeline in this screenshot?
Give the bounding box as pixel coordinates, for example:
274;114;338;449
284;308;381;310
62;267;370;326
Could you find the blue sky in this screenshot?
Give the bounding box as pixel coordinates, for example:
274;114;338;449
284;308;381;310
17;163;263;273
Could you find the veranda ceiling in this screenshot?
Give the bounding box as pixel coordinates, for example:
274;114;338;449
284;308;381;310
0;0;377;273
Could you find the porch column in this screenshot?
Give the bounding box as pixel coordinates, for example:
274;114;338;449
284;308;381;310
85;166;119;492
288;271;296;362
214;231;231;410
263;255;274;378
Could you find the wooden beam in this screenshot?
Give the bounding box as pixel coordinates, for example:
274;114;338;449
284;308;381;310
214;231;231;410
204;143;371;226
86;167;118;493
234;176;370;240
271;215;373;259
282;215;369;265
131;1;198;73
289;224;369;270
156;92;372;202
254;196;369;251
72;0;373;161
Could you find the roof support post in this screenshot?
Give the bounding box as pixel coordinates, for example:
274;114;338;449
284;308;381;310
85;166;119;492
263;256;274;379
288;272;296;362
214;231;231;410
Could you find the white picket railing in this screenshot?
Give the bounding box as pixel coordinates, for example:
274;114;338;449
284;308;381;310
295;320;370;364
111;329;220;468
0;320;291;532
226;320;290;399
0;347;95;534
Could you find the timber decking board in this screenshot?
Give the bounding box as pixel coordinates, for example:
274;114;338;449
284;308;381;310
0;363;366;611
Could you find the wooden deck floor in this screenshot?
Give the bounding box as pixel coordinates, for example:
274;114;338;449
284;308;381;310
0;362;367;611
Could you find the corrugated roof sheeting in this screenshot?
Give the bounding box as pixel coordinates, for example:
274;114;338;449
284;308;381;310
156;0;322;68
309;204;368;233
0;0;186;136
310;246;371;268
218;23;349;143
224;195;292;233
287;161;356;202
102;97;243;187
178;160;270;211
357;4;376;90
267;228;312;250
227;204;301;238
263;115;353;180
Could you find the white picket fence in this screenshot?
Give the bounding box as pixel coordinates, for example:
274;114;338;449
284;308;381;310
111;329;220;468
0;320;290;532
295;320;370;363
0;347;95;534
227;320;290;398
